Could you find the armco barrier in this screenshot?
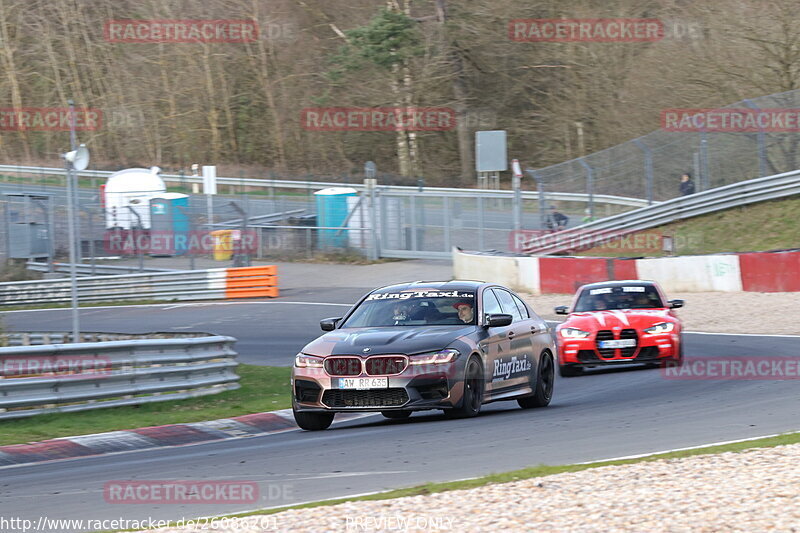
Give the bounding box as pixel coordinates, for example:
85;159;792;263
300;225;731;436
454;248;800;294
0;332;239;419
0;266;278;306
522;169;800;255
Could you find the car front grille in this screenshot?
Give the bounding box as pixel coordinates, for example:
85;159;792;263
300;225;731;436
324;357;362;376
321;388;409;408
594;329;639;359
620;329;638;357
595;330;615;358
365;356;407;376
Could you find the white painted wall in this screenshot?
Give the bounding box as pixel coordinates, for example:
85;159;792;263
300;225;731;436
636;255;742;292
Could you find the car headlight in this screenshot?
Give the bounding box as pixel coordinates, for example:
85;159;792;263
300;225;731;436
294;354;324;368
643;322;675;335
559;327;591;339
409;349;460;365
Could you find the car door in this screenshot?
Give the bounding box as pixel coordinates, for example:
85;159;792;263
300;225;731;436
476;287;513;396
491;288;535;393
510;291;552;379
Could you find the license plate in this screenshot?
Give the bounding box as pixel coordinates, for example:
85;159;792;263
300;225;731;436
598;339;637;349
337;377;389;390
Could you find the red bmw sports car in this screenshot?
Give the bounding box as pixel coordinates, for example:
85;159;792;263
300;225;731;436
554;280;684;377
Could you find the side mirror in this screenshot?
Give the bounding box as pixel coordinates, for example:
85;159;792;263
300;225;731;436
668;299;684;309
485;313;513;327
320;317;342;331
554;306;569;315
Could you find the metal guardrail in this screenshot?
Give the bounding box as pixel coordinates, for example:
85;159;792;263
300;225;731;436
522;168;800;255
0;266;278;306
0;332;239;419
26;261;175;276
0;164;650;208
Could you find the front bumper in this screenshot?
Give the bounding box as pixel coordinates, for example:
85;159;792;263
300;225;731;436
292;366;463;413
559;332;679;365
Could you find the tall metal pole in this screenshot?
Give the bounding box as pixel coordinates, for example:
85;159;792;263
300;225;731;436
699;131;710;191
511;175;521;231
633;138;654;205
743;99;768;178
579;158;594;219
527;169;547;230
66;99;80;341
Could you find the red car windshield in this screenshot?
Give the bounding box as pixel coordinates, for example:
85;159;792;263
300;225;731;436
574;285;664;312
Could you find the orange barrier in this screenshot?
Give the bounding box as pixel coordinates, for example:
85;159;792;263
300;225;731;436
224;266;279;299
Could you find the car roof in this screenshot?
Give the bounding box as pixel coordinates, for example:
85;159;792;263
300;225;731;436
372;280;485;293
578;280;658;291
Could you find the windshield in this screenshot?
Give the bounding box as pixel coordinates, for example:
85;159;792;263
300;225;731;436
341;290;477;327
574;285;664;312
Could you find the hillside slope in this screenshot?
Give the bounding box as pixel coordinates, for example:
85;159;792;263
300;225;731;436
578;194;800;257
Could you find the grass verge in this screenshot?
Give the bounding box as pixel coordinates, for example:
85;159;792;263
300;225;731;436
0;365;292;446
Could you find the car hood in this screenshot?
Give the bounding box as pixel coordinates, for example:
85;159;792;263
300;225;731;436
302;325;477;356
562;309;675;330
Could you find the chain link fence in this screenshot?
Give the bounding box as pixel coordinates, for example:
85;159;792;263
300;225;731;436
529;88;800;202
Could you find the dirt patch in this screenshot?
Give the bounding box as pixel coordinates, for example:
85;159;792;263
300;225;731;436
523;291;800;335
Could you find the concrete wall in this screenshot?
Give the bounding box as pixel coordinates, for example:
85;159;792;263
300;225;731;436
453;248;800;294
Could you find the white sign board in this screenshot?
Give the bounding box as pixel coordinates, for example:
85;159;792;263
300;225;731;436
475;130;508;172
202;165;217;195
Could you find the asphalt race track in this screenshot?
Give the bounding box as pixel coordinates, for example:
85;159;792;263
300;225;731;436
2;298;799;528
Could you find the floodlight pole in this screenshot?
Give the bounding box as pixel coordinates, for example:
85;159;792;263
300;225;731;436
66;99;80;341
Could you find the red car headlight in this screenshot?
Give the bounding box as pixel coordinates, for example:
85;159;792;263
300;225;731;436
559;327;591;339
643;322;675;335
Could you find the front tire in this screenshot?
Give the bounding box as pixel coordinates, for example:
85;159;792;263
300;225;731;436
518;352;554;408
293;409;334;431
445;357;484;418
382;410;412;419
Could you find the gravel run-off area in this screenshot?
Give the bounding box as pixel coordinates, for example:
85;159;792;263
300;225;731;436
147;443;800;532
525;291;800;335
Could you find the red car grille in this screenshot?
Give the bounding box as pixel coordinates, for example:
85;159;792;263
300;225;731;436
324;357;362;376
365;356;407;376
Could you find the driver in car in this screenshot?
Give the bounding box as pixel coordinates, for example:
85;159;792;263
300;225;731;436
453;301;474;323
593;294;609;310
391;303;411;323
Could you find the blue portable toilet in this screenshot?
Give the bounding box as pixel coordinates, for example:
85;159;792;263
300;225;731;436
314;187;358;248
150;193;190;255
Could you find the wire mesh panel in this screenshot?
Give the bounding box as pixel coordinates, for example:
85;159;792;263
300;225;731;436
529;88;800;203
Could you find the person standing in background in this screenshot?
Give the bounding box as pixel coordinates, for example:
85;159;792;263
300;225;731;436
679;172;696;196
